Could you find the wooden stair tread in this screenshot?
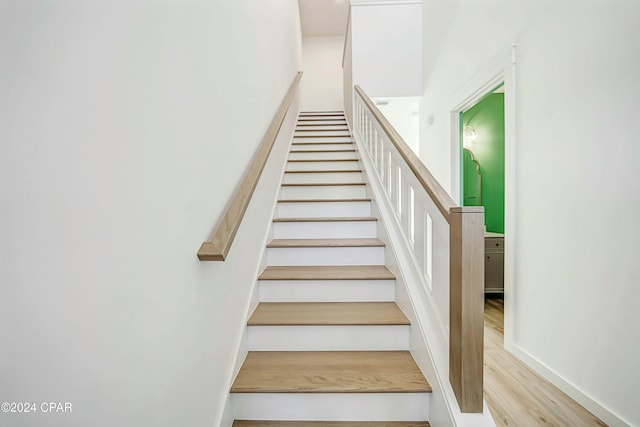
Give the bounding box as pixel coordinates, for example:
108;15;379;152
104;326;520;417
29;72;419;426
233;422;430;426
277;198;371;203
297;118;348;122
231;351;431;393
298;115;346;118
280;182;364;187
284;169;362;174
259;265;395;280
300;110;345;113
248;302;409;326
272;216;375;222
290;149;356;153
295;128;349;132
293;135;351;139
287;159;358;163
296;122;348;126
292;141;353;145
267;238;384;248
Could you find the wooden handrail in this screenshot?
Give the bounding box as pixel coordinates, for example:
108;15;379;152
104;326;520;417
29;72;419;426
354;85;484;413
198;72;303;261
354;85;456;222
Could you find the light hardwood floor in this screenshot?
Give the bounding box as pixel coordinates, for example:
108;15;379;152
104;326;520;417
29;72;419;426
484;299;607;426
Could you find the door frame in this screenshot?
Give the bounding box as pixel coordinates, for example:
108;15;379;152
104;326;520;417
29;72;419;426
448;44;518;351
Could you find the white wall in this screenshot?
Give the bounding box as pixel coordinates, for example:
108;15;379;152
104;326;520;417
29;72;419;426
372;97;420;156
0;1;301;426
419;1;640;425
351;0;423;97
343;24;353;125
300;36;344;111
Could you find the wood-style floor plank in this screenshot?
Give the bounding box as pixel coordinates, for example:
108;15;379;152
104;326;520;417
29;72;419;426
231;351;432;393
233;422;430;427
484;299;607;426
258;265;395;281
267;238;384;248
248;302;410;326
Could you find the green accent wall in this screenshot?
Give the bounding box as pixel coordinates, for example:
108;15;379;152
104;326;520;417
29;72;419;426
462;93;505;233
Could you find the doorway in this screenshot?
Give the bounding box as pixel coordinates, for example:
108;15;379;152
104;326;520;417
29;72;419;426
447;48;517;351
460;85;505;298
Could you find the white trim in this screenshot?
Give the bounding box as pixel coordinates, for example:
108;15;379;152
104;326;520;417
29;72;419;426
502;45;518;353
447;45;517;352
512;345;632;427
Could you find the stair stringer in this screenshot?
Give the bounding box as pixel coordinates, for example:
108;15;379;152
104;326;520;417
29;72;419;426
217;99;300;427
352;126;496;427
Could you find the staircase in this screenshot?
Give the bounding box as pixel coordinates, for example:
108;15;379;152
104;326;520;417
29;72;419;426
230;111;432;425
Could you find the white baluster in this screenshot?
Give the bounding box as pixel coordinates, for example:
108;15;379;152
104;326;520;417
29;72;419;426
400;173;410;238
425;213;433;287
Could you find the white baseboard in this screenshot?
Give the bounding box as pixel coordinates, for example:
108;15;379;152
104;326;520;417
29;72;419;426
512;345;631;427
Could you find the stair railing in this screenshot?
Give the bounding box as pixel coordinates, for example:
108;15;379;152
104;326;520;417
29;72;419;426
353;85;485;413
198;72;303;261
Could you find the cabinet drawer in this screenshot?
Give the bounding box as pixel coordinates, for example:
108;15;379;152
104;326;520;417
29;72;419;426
485;251;504;293
485;237;504;250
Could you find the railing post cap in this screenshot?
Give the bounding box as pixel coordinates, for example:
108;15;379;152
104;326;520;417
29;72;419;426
450;206;484;214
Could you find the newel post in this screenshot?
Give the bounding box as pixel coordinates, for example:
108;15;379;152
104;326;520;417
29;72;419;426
449;206;485;413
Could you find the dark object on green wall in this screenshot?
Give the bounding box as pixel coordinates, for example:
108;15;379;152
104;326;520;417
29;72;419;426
462;93;505;233
463;148;482;206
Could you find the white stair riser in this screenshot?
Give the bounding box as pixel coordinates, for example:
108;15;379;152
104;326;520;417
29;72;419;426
280;185;366;200
277;201;371;217
286;161;359;171
296;120;348;126
267;246;385;266
289;151;357;160
299;114;345;119
272;220;376;239
232;393;430;421
294;131;351;138
291;143;354;151
296;125;349;131
283;172;362;184
293;136;353;144
259;279;395;302
290;138;355;150
248;325;409;351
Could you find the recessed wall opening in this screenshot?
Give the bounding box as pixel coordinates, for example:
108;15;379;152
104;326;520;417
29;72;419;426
460;83;505;301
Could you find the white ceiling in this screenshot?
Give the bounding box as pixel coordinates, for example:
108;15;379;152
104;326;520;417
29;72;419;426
299;0;350;37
